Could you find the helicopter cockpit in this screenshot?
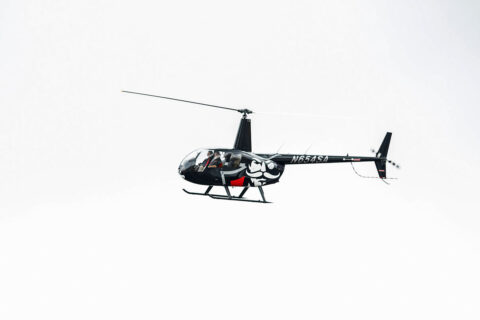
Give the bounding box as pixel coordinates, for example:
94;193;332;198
178;149;227;174
178;149;245;176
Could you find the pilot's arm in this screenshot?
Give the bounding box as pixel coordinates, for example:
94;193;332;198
208;157;222;168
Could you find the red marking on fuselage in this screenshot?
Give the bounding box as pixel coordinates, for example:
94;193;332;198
230;176;245;186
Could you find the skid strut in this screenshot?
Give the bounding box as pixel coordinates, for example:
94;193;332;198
182;185;269;203
238;186;249;198
258;186;267;203
224;186;232;199
205;185;213;195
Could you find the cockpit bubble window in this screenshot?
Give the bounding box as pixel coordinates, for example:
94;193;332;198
195;149;214;172
180;149;229;173
195;149;227;171
179;149;200;171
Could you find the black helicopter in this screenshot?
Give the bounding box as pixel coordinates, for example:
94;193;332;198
123;90;398;203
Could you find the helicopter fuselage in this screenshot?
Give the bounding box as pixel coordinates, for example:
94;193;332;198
178;149;285;187
178;148;383;188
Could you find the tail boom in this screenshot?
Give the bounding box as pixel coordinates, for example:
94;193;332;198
258;132;393;179
262;154;378;165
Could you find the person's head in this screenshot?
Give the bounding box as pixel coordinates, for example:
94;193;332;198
207;150;213;157
214;151;220;158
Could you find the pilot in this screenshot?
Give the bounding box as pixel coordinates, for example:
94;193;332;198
208;151;223;168
200;151;214;169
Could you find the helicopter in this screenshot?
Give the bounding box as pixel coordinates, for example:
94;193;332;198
123;90;398;203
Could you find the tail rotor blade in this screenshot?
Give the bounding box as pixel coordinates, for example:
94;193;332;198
255;111;351;120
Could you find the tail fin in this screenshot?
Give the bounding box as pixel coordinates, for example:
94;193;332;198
375;132;392;179
376;132;391;159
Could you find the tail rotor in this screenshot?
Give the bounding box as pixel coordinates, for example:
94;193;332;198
352;132;400;184
370;148;401;169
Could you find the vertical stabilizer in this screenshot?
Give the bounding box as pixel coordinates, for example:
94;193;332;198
375;132;392;178
376;132;392;158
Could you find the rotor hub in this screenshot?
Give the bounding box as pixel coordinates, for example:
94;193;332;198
238;108;253;117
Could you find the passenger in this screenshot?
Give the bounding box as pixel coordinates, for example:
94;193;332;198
208;151;223;168
224;153;232;168
230;153;241;168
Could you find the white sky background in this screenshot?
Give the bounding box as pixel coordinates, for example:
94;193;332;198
1;0;480;319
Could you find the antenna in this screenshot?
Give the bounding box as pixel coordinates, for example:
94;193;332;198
276;142;285;154
122;90;253;116
304;144;312;154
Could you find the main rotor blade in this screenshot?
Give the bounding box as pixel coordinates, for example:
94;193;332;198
122;90;252;114
255;111;351;120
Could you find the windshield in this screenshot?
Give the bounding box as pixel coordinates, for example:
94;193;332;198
179;149;200;171
181;149;232;172
180;149;232;173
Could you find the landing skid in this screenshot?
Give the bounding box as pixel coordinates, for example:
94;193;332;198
182;187;213;196
208;194;270;203
182;186;270;203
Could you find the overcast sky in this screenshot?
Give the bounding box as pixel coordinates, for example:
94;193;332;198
1;1;480;319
